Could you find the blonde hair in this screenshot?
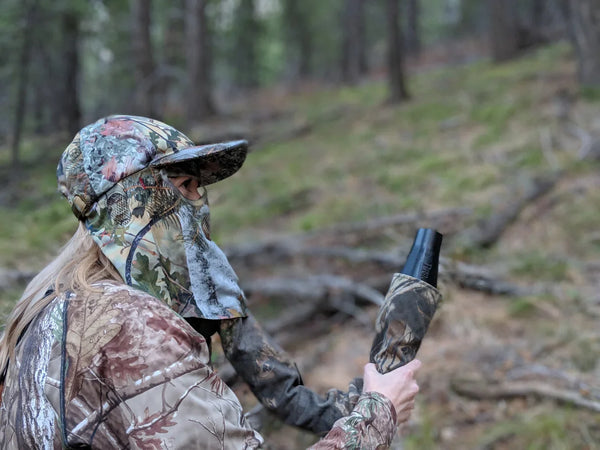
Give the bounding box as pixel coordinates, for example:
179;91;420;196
0;222;122;381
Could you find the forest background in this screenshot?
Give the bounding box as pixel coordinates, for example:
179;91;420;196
1;0;600;448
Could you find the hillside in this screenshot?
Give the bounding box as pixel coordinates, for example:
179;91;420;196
1;42;599;449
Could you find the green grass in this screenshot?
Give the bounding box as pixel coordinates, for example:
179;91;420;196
404;406;439;450
580;86;600;101
478;407;600;450
508;296;538;317
507;294;560;319
555;185;600;258
570;336;600;372
509;251;569;282
0;284;25;325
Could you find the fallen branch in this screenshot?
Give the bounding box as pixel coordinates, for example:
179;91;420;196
0;268;36;291
243;253;525;300
314;207;471;234
231;239;540;298
227;241;403;275
442;260;541;296
463;173;560;248
302;207;471;244
539;128;559;170
226;207;471;260
243;274;385;306
228;242;409;272
451;376;600;413
565;122;594;160
254;118;314;146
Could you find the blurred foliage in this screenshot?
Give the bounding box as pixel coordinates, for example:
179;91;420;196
1;0;578;142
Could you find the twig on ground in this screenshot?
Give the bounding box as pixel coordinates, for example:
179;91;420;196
0;268;36;291
451;376;600;413
243;274;385;306
539;128;559;170
461;172;560;248
231;240;543;299
565;123;593;160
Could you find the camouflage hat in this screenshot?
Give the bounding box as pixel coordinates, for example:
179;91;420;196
57;115;247;219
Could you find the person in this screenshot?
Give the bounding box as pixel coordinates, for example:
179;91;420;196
0;115;423;448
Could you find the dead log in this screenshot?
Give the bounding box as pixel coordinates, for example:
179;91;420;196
239;274;384;350
243;274;385;307
230;239;540;298
565;122;595;160
0;268;36;291
451;376;600;413
228;242;409;274
302;207;471;243
254;118;313;146
442;260;541;296
225;207;471;261
464;173;561;248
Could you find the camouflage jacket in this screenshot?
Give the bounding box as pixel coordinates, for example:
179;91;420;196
0;283;397;449
216;313;363;434
213;272;440;435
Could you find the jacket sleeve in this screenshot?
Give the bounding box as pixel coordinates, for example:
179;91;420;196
309;392;398;449
219;313;363;435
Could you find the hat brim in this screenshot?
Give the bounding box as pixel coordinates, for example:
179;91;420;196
150;140;248;186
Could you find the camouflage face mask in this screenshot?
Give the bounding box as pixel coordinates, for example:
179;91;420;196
85;166;247;320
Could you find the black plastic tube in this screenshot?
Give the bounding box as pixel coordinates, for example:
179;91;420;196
401;228;443;287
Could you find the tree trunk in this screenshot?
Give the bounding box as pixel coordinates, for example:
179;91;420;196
565;0;600;88
233;0;260;88
131;0;157;117
386;0;409;102
164;1;185;68
185;0;215;124
282;0;313;79
405;0;420;56
341;0;365;83
11;0;37;168
357;0;367;75
488;0;519;62
160;0;185;111
62;9;81;136
30;39;59;134
298;22;313;78
33;68;44;134
531;0;545;26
